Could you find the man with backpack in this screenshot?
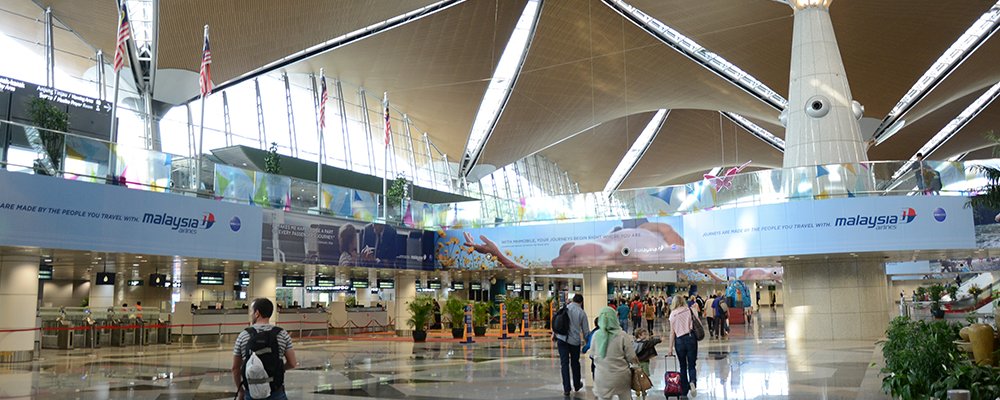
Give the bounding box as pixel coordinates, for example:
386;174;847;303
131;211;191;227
553;294;590;396
232;298;298;400
629;298;643;332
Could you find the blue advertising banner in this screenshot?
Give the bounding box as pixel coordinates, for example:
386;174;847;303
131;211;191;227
0;170;263;261
683;196;975;262
437;216;684;269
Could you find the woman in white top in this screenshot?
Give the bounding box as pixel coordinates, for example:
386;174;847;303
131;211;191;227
667;295;698;396
592;307;639;400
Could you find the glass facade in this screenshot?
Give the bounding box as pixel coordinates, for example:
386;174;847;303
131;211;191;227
0;2;580;201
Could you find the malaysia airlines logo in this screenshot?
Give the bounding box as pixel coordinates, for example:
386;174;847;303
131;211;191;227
142;212;216;234
834;208;916;230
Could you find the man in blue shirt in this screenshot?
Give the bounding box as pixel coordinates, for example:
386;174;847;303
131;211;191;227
616;302;630;333
554;294;590;396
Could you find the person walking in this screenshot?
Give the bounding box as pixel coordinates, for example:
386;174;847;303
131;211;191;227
592;307;639;400
667;295;698;397
232;298;297;400
555;294;590;396
616;301;630;333
705;293;717;339
643;299;655;332
629;298;643;332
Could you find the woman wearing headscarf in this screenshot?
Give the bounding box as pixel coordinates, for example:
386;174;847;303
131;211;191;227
591;307;639;400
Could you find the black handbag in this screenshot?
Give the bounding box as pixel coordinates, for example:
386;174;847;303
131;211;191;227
689;307;705;341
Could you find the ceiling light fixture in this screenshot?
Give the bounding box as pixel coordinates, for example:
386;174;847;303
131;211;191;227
458;0;543;178
874;2;1000;145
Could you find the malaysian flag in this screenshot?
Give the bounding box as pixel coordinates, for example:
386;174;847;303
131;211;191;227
319;75;328;130
199;27;213;97
112;1;130;72
383;93;390;147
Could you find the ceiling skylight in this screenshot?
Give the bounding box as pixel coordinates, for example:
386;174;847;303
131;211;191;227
459;0;542;178
603;109;670;196
874;1;1000;144
604;0;787;111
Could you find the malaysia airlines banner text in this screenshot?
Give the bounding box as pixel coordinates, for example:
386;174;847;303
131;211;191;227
682;196;975;262
0;171;263;261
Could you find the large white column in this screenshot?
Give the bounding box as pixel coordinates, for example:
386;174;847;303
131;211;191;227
0;254;39;362
249;267;278;321
394;272;416;336
783;0;867;169
782;257;889;341
89;280;115;310
582;269;608;319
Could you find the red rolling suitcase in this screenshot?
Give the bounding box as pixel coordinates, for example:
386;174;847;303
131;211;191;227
664;355;684;398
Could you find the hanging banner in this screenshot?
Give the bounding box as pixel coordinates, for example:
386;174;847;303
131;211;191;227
437;216;685;269
261;209;435;270
683;196;975;262
0;170;262;261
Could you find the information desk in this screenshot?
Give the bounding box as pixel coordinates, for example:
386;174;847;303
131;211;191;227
329;302;389;333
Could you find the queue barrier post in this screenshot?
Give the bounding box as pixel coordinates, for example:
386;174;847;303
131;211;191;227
462;303;475;344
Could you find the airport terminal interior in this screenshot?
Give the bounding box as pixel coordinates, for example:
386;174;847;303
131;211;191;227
2;0;1000;399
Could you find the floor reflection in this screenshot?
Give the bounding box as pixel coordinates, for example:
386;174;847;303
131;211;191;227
0;306;888;399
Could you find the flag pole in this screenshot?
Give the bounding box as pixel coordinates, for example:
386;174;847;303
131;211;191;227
382;91;389;221
108;67;121;179
196;24;209;193
317;69;325;211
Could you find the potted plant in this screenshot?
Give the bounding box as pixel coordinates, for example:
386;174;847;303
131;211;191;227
386;175;409;220
345;295;358;308
444;297;467;339
915;286;927;301
946;284;959;301
928;284;945;319
968;284;983;303
27;98;68;176
473;301;491;336
504;296;523;333
406;295;435;342
263;142;282;174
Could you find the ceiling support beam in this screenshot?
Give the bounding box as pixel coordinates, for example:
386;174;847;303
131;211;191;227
602;0;787;112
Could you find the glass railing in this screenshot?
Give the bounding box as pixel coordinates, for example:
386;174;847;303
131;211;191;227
0;119;449;228
3;119;996;232
426;159;999;229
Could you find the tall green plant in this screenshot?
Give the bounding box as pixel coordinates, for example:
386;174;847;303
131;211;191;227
263;142;281;174
27;98;68;171
406;295;435;332
386;175;409;207
444;297;467;329
504;296;523;326
473;301;491;327
881;317;962;399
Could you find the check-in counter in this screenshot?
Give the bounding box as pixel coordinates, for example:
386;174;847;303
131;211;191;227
329;302;389;334
171;302;250;343
278;308;330;337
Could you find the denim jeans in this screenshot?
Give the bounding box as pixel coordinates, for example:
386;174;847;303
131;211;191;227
557;339;582;392
245;387;287;400
619;318;629;332
674;334;697;393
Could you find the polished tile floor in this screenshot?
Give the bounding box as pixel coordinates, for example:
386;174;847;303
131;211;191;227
0;307;889;399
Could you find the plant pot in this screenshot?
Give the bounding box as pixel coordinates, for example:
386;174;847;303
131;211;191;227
412;330;427;342
474;326;487;337
507;324;517;334
451;328;464;339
